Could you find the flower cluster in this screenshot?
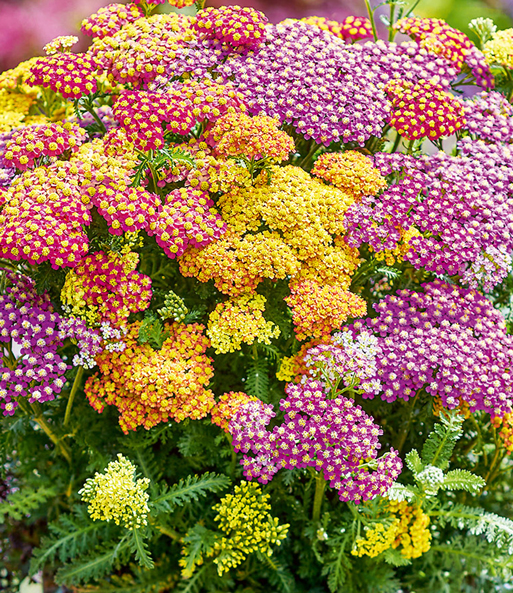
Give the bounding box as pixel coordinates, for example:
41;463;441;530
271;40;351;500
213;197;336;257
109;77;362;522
217;20;390;146
27;53;98;100
0;272;102;415
211;112;295;162
344;143;513;289
285;281;367;340
148;187;226;259
210;481;289;575
3;122;87;170
463;91;513;143
230;380;402;503
311;151;386;199
483;28;513;68
178;79;247;124
112;90;194;151
193;6;268;49
207;294;279;354
43;36;79;55
388;500;432;559
395;16;493;88
211;392;258;433
304;330;382;395
350;280;513;417
157;290;188;322
81;3;145;39
386;79;466;141
352;521;399;558
61;249;152;327
79;454;150;530
302;16;373;42
492;414;513;453
85;322;215;432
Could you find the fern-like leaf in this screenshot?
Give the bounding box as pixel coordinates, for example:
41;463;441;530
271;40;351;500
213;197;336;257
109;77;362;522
130;528;154;570
258;552;295;593
441;469;485;494
421;410;463;469
0;484;56;524
382;547;411;567
321;536;352;593
180;524;217;578
405;449;423;475
245;357;269;401
55;537;131;585
386;483;416;503
151;472;230;514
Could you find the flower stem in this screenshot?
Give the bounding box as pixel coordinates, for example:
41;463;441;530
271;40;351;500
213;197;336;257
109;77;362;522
64;366;84;427
312;473;326;522
363;0;379;41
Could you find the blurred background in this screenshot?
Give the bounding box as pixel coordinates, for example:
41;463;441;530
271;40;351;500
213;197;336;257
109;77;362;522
0;0;512;75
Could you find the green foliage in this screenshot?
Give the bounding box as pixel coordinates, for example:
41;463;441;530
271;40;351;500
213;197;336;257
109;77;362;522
0;484;56;524
138;312;170;350
180;524;217;578
421;410;464;469
130;528;154;570
245;356;270;401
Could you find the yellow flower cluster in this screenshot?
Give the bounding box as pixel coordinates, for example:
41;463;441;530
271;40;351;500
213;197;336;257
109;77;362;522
388;500;432;559
276;337;330;382
79;454;150;530
207;294;280;354
373;226;421;266
352;521;399;558
84;322;215;432
311;151;386;199
182;165;360;295
483;29;513;68
211;392;258;432
211;481;289;575
0;60;43;133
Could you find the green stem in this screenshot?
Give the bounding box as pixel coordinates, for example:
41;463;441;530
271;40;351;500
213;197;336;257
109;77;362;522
312;473;326;522
195;0;206;11
396;390;420;453
404;0;423;18
149;517;181;541
64;366;84;427
363;0;379;41
389;131;402;153
85;104;107;135
388;4;396;41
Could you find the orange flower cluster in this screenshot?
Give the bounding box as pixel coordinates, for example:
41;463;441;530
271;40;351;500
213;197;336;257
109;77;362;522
311;151;386;199
386;79;466;141
61;249;152;326
285;280;367;340
211;113;295;162
85;322;215;433
492;414;513;453
211;392;258;433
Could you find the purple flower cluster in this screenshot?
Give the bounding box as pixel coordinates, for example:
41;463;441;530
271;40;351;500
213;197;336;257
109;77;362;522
351;280;513;417
344;144;513;290
229;379;402;504
212;21;391;146
463;91;513;143
304;330;382;396
0;272;103;416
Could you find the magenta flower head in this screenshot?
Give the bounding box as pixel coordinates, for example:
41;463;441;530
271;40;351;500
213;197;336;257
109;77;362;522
230;379;402;504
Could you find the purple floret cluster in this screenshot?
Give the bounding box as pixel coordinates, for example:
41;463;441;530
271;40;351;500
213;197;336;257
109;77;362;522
350;280;513;417
0;272;103;416
229;379;402;504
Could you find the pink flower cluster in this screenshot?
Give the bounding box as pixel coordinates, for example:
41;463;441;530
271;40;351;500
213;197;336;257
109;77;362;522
112;90;195;151
28;53;98;100
81;3;145;39
148;187;226;258
3;123;87;171
463;91;513;143
230;379;402;503
351;281;513;417
193;6;268;49
0;272;102;416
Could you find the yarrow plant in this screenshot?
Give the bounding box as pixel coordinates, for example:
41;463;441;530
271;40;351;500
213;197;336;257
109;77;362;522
1;1;513;592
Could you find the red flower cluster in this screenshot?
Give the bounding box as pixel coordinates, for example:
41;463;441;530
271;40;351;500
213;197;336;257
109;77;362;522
112;90;195;151
28;54;98;100
3;123;87;170
302;16;373;42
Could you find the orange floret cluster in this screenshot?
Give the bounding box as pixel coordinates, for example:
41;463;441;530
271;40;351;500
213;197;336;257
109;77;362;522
211;392;258;432
492;414;513;453
301;15;373;42
285;280;367;340
211;113;295;162
207;294;280;354
84;322;215;432
386;79;466;141
179;79;247;124
4;122;87;170
60;249;152;326
311;151;386;199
